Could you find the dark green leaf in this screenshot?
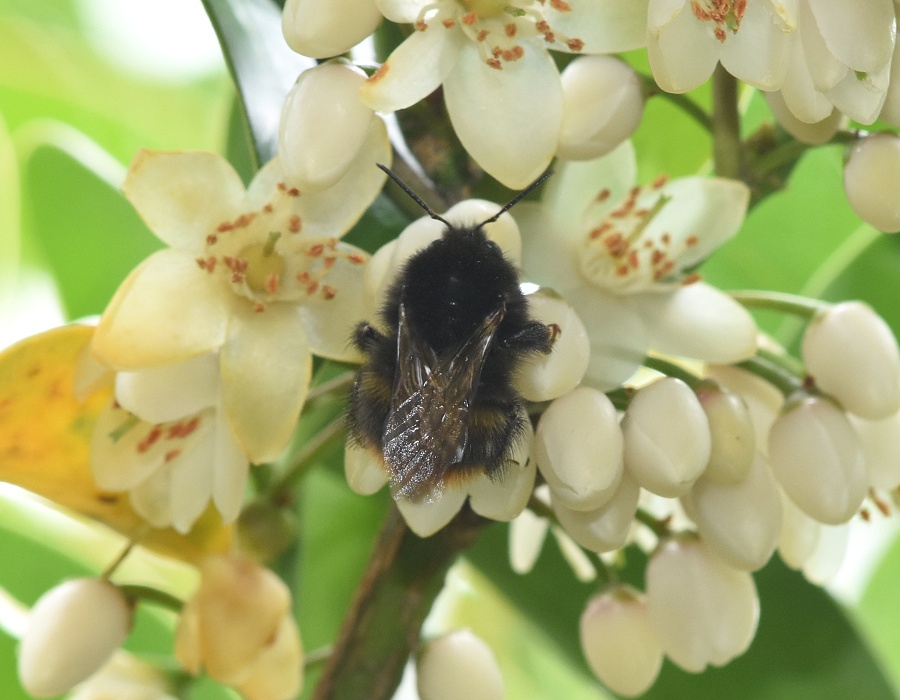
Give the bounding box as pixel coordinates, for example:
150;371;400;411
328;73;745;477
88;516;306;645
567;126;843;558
201;0;315;168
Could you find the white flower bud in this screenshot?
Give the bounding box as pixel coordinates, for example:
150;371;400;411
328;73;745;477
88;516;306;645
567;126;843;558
552;472;639;553
282;0;381;59
417;630;504;700
764;92;843;146
683;453;782;571
802;301;900;420
777;489;821;570
18;579;132;698
344;441;389;495
279;61;377;191
706;364;784;455
557;56;644;161
534;387;624;511
696;382;756;484
843;133;900;232
802;522;849;585
580;587;663;698
647;538;759;673
395;488;467;538
622;378;711;497
515;293;589;402
469;421;536;521
768;395;867;525
508;502;550;575
850;410;900;490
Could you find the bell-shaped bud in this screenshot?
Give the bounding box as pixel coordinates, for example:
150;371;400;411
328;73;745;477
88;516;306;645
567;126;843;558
395;488;468;538
344;441;389;495
18;579;133;698
175;554;302;700
850;410;900;489
534;387;624;511
802;522;849;585
777;487;822;570
417;630;504;700
469;420;536;521
622;378;711;497
279;61;379;191
706;364;784;454
282;0;381;59
802;301;900;420
843;133;900;232
683;453;782;571
557;56;644;161
508;501;550;575
765;92;843;145
696;381;756;484
515;292;590;402
768;395;867;525
580;586;663;698
647;538;759;673
552;472;639;553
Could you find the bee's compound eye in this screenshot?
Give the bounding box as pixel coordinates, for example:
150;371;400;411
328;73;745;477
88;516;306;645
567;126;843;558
486;239;502;255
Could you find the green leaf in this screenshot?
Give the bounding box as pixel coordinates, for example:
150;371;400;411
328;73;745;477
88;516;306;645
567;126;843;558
201;0;315;168
468;528;896;699
17;126;162;319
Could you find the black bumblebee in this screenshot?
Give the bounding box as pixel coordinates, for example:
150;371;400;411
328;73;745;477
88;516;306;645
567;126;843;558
347;166;558;502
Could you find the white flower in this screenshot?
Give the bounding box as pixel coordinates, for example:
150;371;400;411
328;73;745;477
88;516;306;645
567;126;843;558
622;377;711;497
534;386;624;511
175;554;303;700
768;394;867;525
647;0;796;94
802;300;900;419
417;630;504;700
552;471;639;553
282;0;382;58
557;55;645;161
843;133;900;233
682;452;782;571
519;141;756;390
360;0;648;188
646;537;759;673
91;355;248;533
93;149;386;464
580;586;663;698
851;409;900;490
280;61;388;191
696;381;756;484
19;579;133;698
774;0;896;125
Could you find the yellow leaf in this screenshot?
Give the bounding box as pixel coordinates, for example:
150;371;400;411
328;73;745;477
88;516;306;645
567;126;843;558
0;325;231;563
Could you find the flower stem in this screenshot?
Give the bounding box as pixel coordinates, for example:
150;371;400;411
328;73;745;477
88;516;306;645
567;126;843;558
711;65;743;179
118;584;183;612
736;354;805;398
639;74;712;133
311;505;488;700
634;508;670;539
270;416;346;498
305;370;355;403
641;355;702;389
729;289;828;319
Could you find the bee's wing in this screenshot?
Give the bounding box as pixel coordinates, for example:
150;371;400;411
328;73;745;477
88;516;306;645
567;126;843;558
383;304;504;501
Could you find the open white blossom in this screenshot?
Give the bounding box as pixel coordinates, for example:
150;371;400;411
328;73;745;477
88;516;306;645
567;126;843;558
646;0;796;94
519;141;756;390
93;149;385;464
359;0;648;188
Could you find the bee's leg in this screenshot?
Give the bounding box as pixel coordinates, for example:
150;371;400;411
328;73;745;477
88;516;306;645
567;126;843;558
500;320;560;354
353;322;387;352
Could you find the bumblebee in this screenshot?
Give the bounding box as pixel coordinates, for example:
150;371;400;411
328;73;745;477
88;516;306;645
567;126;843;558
346;167;557;502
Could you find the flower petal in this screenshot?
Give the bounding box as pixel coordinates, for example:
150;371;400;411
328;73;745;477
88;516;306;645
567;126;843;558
345;441;389;495
648;1;720;94
282;0;382;58
94;249;229;369
650;176;750;267
169;429;216;533
806;0;895;74
444;41;562;189
360;26;464;112
219;304;312;464
114;353;219;423
396;488;466;537
468;419;535;521
295;119;391;238
719;0;792;91
517;203;581;293
212;411;250;523
548;0;649;53
298;243;370;362
636;283;757;363
123;150;245;252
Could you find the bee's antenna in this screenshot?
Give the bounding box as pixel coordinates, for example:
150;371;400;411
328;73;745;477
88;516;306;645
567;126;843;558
479;169;553;226
377;163;452;228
